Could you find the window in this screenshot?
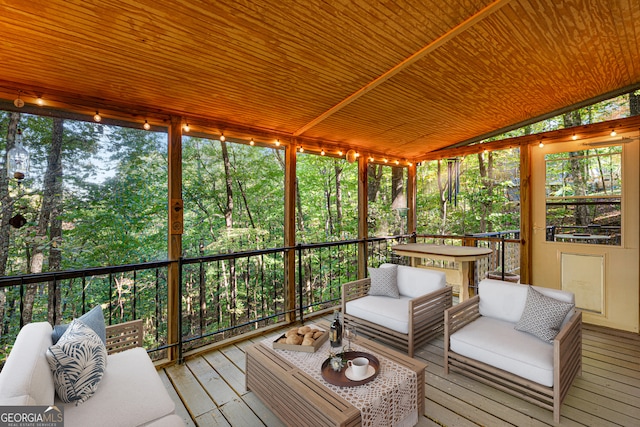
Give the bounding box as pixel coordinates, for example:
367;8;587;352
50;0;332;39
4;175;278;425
545;145;622;245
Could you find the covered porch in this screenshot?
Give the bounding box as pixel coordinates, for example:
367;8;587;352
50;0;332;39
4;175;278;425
1;1;640;426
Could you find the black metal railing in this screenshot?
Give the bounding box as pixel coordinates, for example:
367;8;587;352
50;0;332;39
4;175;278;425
0;233;519;362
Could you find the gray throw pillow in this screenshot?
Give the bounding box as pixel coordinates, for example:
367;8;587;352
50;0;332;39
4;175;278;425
46;319;107;404
515;286;574;343
52;305;106;345
368;264;400;298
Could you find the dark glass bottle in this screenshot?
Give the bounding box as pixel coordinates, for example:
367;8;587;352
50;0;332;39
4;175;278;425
330;310;342;348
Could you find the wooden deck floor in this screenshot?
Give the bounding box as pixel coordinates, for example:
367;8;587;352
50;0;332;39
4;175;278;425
160;322;640;427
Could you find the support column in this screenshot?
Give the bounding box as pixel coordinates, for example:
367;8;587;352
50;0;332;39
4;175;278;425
167;116;183;362
407;163;417;242
520;143;532;284
284;143;297;322
357;157;368;279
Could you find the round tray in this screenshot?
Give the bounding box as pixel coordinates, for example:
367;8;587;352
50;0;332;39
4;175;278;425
321;351;380;387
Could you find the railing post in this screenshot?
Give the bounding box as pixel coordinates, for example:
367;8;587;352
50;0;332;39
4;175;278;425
501;235;506;281
297;244;304;323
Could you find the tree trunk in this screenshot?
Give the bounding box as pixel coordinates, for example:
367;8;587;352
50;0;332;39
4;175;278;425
477;152;495;233
367;164;383;202
47;118;64;324
563;112;589;225
0;113;20;334
334;161;343;233
220;141;233;228
436;160;448;234
630;90;640;116
0;112;21;276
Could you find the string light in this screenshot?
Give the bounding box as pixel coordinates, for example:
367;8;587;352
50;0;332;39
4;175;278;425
320;149;325;156
610;129;617;136
383;158;388;163
13;91;24;108
538;141;544;148
572;133;578;140
93;111;102;122
220;133;226;142
369;156;374;162
299;146;304;153
36;96;44;106
337;150;343;156
143;120;151;131
183;123;190;132
275;139;280;146
394;160;399;165
250;138;255;146
408;162;413;167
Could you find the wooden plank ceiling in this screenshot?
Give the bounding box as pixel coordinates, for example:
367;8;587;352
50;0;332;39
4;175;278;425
0;0;639;161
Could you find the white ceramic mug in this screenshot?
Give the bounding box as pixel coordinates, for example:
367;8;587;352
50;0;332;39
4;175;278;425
347;357;369;378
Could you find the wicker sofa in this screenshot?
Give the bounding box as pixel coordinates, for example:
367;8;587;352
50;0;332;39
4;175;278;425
0;319;184;427
444;279;582;423
342;263;452;357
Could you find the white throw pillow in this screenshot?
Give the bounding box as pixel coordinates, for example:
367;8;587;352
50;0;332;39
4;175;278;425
515;286;575;343
368;264;399;298
46;319;107;405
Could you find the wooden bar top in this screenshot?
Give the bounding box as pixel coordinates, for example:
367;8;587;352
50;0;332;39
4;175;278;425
392;243;492;262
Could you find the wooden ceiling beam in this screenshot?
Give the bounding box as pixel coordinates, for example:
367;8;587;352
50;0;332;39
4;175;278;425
292;0;513;137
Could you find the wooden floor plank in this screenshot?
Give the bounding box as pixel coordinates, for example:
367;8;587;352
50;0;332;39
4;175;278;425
203;350;248;395
194;409;231;427
241;392;287;427
219;397;267;426
159;369;197;426
186;356;238;406
219;345;246;372
165;362;216;418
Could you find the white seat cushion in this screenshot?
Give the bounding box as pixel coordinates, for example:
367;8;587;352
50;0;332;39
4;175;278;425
61;347;175;427
346;295;411;334
379;263;447;298
0;322;55;406
450;316;555;387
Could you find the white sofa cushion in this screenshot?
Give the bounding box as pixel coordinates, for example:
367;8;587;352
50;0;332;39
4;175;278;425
60;347;176;427
478;279;575;325
379;263;447;298
0;322;55;406
450;316;555;387
478;279;529;323
346;295;412;334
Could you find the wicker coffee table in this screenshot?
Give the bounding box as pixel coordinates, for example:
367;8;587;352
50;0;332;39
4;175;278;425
246;326;426;427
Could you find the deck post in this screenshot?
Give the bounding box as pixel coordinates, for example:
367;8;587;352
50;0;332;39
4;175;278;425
407;163;417;243
357;156;368;279
284;141;297;323
167;116;183;363
519;143;532;284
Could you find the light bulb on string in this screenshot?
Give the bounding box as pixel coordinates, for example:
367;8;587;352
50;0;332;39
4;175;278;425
610;129;617;137
572;134;578;140
183;123;190;132
143;120;151;131
13;91;24;108
275;139;280;146
220;133;226;142
320;149;325;156
36;96;44;106
93;111;102;122
539;141;544;148
250;138;255;146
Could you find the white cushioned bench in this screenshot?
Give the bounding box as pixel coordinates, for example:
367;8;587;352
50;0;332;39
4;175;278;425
0;319;184;427
342;263;452;357
444;279;582;423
